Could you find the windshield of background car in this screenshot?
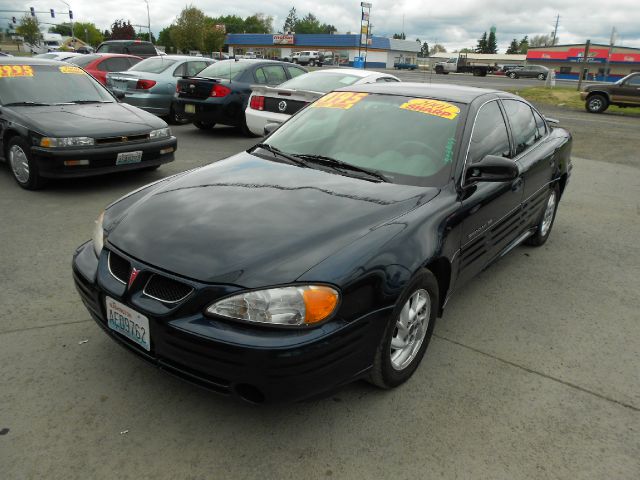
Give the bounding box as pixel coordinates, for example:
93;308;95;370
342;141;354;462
196;60;248;80
129;57;177;73
278;72;362;93
0;64;114;105
68;55;100;67
265;92;464;186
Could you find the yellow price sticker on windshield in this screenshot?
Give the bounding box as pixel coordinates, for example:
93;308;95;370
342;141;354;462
59;66;85;75
0;65;34;78
400;99;460;120
313;92;368;110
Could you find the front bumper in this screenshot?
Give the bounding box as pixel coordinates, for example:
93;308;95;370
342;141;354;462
72;241;389;403
31;137;177;179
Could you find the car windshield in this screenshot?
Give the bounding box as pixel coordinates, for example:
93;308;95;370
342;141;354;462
0;64;114;105
129;57;177;73
196;60;248;80
264;93;464;186
68;55;101;67
279;72;362;93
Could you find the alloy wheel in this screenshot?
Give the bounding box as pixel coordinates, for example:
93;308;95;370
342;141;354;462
390;289;431;371
541;190;557;237
9;145;30;184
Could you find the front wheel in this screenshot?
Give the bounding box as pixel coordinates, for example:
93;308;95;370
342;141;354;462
7;137;45;190
537;73;546;80
526;185;559;246
368;270;439;389
193;120;215;130
585;94;608;113
508;72;517;79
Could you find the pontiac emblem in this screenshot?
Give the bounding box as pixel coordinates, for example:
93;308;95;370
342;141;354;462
278;100;287;112
128;267;141;288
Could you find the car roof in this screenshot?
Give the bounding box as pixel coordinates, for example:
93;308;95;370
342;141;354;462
308;68;380;78
337;82;504;104
144;55;214;61
0;57;64;66
99;40;153;44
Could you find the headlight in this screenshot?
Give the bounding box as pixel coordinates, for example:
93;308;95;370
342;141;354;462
206;285;339;327
92;211;105;257
149;127;171;139
40;137;95;148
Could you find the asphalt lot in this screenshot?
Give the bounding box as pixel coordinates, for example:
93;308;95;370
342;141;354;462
1;74;639;479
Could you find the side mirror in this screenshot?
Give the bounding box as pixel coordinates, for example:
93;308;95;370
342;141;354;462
264;122;281;135
466;155;519;183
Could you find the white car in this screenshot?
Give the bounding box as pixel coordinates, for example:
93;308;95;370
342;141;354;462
245;68;400;136
34;52;85;61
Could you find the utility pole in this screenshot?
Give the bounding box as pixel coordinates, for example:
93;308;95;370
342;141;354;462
551;14;559;45
604;27;616;82
144;0;151;43
577;39;590;91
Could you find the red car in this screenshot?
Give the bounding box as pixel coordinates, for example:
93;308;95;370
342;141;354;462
68;53;142;85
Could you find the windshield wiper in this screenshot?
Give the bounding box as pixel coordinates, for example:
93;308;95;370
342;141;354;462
250;143;307;167
4;101;52;106
292;154;388;183
68;100;112;104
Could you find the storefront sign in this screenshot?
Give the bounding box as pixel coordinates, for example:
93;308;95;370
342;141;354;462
273;34;294;45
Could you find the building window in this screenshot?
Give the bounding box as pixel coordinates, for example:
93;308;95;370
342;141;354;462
559;66;572;74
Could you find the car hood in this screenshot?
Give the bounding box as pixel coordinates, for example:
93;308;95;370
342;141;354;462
11;102;165;137
106;151;439;287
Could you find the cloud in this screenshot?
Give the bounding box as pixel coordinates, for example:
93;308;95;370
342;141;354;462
4;0;639;51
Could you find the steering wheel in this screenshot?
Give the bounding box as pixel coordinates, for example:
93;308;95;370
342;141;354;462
395;140;441;160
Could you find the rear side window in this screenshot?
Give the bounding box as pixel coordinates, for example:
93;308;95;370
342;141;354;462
532;109;547;139
68;55;100;67
186;61;210;76
126;43;156;55
286;66;305;79
468;101;511;164
97;43;123;54
503;100;538;155
98;57;133;72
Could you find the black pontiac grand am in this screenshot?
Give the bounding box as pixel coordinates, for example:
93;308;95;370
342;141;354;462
73;83;572;403
0;58;177;189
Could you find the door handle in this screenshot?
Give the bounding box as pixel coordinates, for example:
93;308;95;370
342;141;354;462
511;177;524;191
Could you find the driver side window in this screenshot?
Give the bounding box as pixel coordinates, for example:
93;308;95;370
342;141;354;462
468;101;511;164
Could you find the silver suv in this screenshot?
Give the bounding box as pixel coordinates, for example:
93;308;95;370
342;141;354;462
296;51;324;67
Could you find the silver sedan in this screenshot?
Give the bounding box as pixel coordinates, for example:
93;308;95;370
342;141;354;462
106;55;215;123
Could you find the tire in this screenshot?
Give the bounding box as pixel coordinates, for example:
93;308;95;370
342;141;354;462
537;73;546;80
525;185;559;246
239;116;260;138
7;136;45;190
435;66;444;74
309;59;316;67
585;94;608;114
368;270;439;389
193;120;215;130
166;103;188;125
508;72;517;79
472;68;481;76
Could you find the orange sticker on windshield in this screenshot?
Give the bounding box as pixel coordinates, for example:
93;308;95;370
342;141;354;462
59;66;85;75
0;65;34;78
400;99;460;120
312;92;368;110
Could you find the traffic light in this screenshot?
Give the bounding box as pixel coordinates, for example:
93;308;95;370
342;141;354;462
30;7;35;16
50;9;55;18
69;10;73;20
12;16;17;24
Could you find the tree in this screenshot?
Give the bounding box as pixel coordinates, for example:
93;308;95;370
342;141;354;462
203;19;226;53
487;30;498;54
458;47;474;53
17;15;42;47
243;13;273;33
51;22;104;46
110;19;135;40
158;26;176;53
171;7;207;52
476;32;487;53
506;39;519;54
518;35;529;54
392;33;406;40
421;42;429;57
431;44;447;53
49;24;72;37
213;15;245;34
529;34;555;48
135;32;156;43
282;7;298;33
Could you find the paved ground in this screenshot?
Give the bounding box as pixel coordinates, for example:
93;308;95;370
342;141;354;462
1;77;639;479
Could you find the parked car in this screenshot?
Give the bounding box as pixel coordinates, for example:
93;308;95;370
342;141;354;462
106;55;215;123
246;68;400;136
35;52;84;61
174;59;307;135
75;46;95;54
283;51;302;63
96;40;158;58
296;51;324;66
580;72;640;113
211;52;229;60
73;82;572;403
0;52;12;57
505;65;549;80
0;58;176;189
68;53;142;85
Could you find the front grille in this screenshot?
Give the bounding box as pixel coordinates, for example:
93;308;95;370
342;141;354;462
143;274;193;303
108;251;130;284
95;134;149;145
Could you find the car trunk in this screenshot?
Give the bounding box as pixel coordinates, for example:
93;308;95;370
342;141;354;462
176;77;224;100
252;86;322;115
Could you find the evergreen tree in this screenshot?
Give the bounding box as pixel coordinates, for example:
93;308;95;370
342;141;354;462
421;42;429;57
506;38;520;54
476;32;487;53
282;7;298;33
487;30;498;54
518;36;529;54
392;33;406;40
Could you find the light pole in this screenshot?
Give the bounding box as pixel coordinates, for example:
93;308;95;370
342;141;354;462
144;0;151;43
60;0;74;43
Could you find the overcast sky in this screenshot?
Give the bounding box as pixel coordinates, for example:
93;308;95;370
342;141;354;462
5;0;640;51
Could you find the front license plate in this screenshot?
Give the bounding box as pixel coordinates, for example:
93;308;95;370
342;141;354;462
116;151;142;165
185;104;196;114
105;296;151;351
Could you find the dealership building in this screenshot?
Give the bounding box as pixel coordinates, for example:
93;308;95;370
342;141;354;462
527;43;640;81
225;33;421;68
